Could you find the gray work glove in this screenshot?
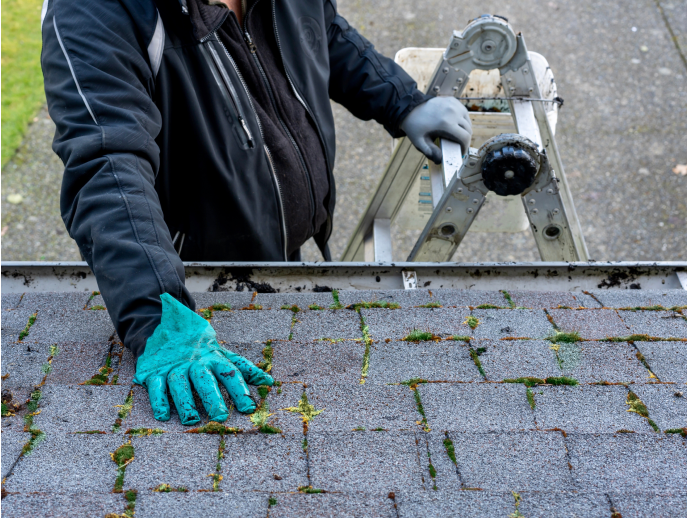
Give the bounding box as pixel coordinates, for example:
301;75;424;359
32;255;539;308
400;96;473;164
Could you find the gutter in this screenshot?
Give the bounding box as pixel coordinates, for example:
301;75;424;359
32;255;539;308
2;261;686;294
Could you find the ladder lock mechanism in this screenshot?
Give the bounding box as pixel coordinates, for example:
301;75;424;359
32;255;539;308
481;144;538;196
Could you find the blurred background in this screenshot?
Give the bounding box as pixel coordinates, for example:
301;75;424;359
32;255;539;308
2;0;686;262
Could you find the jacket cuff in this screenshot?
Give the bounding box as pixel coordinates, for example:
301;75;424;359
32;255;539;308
385;89;433;138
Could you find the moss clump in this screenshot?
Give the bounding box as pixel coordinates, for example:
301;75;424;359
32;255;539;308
349;300;400;310
501;290;516;308
450;335;471;342
281;304;300;313
545;376;579;386
626;390;660;432
83;355;113;385
359;315;373;382
269;496;278;506
403;329;439;342
242;304;263;310
258;385;270;399
250;401;282;434
123;489;137;517
1;402;14;417
619;305;667;311
21;429;46;456
412;387;430;432
606;334;652;342
112;443;135;466
89;304;106;310
153;484;188;492
125;428;164;436
443;436;457;465
469;348;486;378
75;430;107;434
503;376;578;387
475;304;503;309
526;388;536;410
298;486;325;494
27;389;42;413
330;290;344;309
665;427;687;438
257;341;273;372
200;308;213;320
508;491;525;518
464;316;479;329
548;330;582;343
308;304;324;311
283;392;323;426
112;391;134;433
112;442;135;492
18;312;37;341
626;391;649;418
417;301;442;308
353;426;365;431
186;422;241;434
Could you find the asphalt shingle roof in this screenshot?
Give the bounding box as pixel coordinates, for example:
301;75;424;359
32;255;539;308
1;288;686;517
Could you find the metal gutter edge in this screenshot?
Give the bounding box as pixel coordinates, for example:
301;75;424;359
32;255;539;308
2;261;686;293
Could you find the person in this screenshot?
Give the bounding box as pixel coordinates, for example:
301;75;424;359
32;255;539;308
41;0;473;423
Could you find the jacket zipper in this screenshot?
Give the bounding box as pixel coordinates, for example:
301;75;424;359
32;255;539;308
200;41;254;147
242;25;316;236
270;0;334;243
203;30;288;260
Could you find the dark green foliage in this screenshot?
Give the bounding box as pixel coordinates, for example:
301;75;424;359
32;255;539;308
18;312;37;341
403;329;437;342
443;437;457;465
450;335;471;342
258;423;282;434
548;331;582;343
665;428;687;438
330;290;343;309
501;290;516;308
281;304;300;313
464;316;479;329
417;301;442;308
526;388;536;410
269;496;278;506
475;304;503;309
545;376;579;386
298;486;325;494
469;349;486;378
349;300;401;310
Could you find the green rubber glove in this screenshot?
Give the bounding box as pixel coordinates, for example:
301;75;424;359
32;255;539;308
133;293;274;425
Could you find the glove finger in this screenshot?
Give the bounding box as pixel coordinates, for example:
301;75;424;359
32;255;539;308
146;375;171;422
189;362;230;422
167;364;201;425
418;136;442;164
211;358;256;414
217;349;274;386
431;126;472;155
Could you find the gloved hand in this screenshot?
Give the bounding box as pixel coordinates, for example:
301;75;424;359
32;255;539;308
133;293;274;425
400;96;473;164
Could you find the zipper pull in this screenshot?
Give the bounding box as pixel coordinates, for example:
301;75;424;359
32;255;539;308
238;116;254;148
244;31;257;53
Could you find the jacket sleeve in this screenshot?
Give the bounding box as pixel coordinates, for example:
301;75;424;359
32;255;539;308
324;0;431;138
41;0;194;360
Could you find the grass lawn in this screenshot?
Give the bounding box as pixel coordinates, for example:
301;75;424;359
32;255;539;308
2;0;46;167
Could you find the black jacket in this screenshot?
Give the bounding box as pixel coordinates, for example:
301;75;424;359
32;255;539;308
41;0;428;358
